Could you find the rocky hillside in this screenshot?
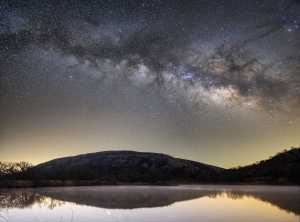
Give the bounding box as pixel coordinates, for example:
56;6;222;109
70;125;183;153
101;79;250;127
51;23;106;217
31;151;223;184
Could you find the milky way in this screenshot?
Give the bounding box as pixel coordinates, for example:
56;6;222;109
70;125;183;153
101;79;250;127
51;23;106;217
0;0;300;167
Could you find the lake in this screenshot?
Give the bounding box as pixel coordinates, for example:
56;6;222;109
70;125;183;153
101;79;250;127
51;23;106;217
0;185;299;222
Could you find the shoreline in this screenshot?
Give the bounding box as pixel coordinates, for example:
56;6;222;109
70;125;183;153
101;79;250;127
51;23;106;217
0;180;299;189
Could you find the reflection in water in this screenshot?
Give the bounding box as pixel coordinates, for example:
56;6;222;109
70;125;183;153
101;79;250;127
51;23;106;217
0;186;299;222
0;190;62;209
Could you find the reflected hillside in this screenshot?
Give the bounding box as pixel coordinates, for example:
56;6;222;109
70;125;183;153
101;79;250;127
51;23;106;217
0;186;299;215
36;186;219;209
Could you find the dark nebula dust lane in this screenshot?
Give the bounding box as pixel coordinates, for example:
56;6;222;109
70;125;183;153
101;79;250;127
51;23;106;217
0;0;300;167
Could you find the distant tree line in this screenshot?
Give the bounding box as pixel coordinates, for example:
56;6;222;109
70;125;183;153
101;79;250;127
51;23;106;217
224;147;300;185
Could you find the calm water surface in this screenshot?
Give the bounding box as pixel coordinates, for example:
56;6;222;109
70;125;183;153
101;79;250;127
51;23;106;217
0;185;299;222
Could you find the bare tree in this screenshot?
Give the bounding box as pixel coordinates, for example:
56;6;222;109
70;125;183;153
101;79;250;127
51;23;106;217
0;161;33;179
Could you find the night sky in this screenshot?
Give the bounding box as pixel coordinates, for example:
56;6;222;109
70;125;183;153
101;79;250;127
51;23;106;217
0;0;299;168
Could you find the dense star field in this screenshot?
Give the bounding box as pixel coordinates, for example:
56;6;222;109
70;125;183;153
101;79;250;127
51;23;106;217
0;0;299;167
